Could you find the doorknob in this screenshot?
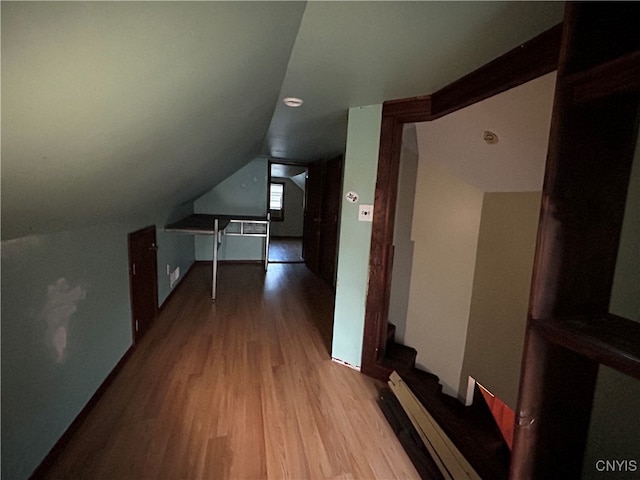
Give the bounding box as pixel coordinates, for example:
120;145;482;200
148;243;158;251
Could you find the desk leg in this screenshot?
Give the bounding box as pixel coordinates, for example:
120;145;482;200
265;217;270;272
212;219;218;302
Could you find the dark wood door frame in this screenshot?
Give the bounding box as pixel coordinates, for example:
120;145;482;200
360;24;563;380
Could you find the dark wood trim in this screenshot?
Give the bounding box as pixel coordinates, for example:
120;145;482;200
531;315;640;380
567;49;640;104
361;114;404;379
29;346;135;479
429;24;562;120
382;96;432;123
361;24;562;379
511;330;599;479
510;4;640;478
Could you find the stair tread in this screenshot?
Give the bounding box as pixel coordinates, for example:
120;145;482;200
399;370;510;480
383;342;417;370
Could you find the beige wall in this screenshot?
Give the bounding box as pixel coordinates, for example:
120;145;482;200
404;162;483;397
402;73;553;400
459;191;541;408
388;124;419;344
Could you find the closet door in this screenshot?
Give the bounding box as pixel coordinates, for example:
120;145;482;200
318;156;343;286
303;162;324;276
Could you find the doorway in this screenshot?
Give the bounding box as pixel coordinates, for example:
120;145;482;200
268;162;307;263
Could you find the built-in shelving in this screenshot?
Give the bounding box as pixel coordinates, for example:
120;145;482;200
566;50;640;104
531;315;640;380
511;3;640;479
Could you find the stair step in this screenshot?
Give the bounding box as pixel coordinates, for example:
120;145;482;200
377;387;445;480
399;371;510;480
382;342;417;370
395;367;442;397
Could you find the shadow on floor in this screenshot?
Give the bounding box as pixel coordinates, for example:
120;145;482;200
269;236;303;263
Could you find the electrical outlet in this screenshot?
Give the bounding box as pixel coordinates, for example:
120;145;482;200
166;264;171;275
358;204;373;222
170;267;180;288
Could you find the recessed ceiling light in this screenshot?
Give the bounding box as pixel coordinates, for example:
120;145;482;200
482;130;499;144
283;97;303;108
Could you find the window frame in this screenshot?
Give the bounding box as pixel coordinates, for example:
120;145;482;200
269;180;286;222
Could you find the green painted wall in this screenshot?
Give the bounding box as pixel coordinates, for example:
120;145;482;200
1;210;194;480
582;128;640;479
332;104;382;368
194;157;268;261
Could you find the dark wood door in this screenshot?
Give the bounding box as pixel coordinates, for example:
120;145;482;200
318;156;343;286
303;162;324;276
128;226;158;343
303;157;344;285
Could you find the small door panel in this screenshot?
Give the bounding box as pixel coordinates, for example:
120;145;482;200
128;226;158;342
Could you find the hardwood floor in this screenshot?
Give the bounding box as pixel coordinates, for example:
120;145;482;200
39;263;419;480
268;237;304;263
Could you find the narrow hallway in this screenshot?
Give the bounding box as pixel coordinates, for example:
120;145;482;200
39;263;418;479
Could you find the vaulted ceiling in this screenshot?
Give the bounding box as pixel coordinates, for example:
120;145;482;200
1;1;564;240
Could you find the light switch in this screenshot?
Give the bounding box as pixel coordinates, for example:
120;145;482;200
358;204;373;222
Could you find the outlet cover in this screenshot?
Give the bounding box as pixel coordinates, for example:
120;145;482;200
358;204;373;222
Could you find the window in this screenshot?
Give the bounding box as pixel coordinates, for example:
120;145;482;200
269;182;285;221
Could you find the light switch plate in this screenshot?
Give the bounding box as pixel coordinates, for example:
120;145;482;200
358;204;373;222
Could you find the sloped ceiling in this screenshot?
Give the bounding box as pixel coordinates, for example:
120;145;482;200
416;71;557;193
1;1;564;240
265;1;563;161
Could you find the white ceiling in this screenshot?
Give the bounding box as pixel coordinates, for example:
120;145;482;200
416;72;557;192
1;1;564;240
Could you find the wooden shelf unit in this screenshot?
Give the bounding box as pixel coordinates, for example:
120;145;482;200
511;3;640;479
531;315;640;381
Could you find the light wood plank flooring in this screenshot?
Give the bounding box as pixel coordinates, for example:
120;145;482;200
40;263;419;479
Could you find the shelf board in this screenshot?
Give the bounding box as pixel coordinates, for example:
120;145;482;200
566;49;640;104
531;314;640;380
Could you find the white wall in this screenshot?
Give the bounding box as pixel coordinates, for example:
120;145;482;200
459;192;541;408
388;124;419;344
404;162;484;396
